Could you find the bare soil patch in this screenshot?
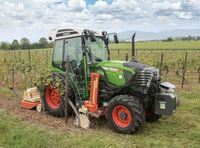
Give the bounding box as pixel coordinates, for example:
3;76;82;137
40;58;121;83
0;90;109;133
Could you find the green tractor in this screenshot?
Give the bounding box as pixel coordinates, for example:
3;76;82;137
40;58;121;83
41;28;179;134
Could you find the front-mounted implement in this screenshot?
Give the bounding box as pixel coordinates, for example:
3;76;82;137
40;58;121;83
40;28;179;134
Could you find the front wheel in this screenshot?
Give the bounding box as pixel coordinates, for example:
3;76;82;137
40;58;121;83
106;95;145;134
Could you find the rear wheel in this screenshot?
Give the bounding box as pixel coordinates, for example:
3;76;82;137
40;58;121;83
106;95;145;134
42;85;64;117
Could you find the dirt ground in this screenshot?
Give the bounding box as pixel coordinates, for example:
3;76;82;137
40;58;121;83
0;89;108;133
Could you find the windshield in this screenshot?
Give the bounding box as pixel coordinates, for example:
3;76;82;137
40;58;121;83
86;37;108;62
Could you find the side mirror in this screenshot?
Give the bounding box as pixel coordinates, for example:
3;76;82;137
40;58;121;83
89;31;96;42
113;34;119;43
49;36;53;41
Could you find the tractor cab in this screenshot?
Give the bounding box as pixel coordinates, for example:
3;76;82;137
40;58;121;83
50;29;110;69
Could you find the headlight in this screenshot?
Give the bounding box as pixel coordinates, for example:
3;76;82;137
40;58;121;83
160;82;176;93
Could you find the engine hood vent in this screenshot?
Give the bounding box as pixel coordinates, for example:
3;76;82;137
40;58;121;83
123;61;149;72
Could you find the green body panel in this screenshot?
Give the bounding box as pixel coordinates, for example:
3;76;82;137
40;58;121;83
96;60;136;74
83;55;89;97
51;66;65;74
104;70;125;86
95;60;136;86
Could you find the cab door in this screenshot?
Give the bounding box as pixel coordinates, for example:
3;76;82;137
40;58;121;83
64;37;86;98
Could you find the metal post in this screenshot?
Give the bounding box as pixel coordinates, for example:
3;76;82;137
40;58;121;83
159;52;164;76
181;52;188;89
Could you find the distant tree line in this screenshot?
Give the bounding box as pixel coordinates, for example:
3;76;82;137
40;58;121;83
0;37;53;50
163;35;200;42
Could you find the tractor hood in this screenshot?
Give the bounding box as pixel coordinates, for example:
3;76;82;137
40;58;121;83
96;60;150;74
95;60;158;87
123;60;149;72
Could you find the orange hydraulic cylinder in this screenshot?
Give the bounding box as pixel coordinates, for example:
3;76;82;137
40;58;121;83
84;73;100;113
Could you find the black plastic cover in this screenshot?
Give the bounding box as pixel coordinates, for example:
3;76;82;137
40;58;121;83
154;93;177;116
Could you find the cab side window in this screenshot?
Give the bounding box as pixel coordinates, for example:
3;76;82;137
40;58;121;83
52;39;64;69
64;37;82;66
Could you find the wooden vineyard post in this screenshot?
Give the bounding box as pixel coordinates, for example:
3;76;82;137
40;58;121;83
64;56;69;123
159;52;164;76
118;49;120;58
4;50;6;61
181;52;188;89
27;49;33;87
18;49;22;83
18;49;21;62
198;67;200;83
12;51;16;88
46;50;48;66
11;64;15;89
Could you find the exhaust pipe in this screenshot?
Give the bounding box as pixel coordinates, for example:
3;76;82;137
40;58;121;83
132;33;136;61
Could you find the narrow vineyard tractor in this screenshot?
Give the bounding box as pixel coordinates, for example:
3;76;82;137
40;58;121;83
40;29;179;134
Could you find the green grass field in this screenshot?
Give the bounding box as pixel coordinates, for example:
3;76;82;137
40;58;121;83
109;40;200;50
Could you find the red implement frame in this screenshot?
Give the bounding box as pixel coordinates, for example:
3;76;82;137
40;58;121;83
20;100;41;110
84;73;100;113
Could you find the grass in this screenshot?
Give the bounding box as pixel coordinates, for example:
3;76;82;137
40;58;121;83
0;85;200;148
109;40;200;50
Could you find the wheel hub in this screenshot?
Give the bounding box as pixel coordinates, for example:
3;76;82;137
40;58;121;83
119;112;127;120
46;86;61;109
112;105;132;128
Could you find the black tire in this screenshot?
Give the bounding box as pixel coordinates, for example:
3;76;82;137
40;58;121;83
41;85;65;117
145;107;161;122
106;95;145;134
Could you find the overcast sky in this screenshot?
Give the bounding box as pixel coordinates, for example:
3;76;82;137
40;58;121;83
0;0;200;42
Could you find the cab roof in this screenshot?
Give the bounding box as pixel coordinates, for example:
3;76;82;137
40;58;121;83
49;28;103;41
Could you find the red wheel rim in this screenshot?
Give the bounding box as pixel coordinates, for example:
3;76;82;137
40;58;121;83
112;105;132;128
46;85;61;109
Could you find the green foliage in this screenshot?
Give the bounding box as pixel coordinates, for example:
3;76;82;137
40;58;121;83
1;42;10;50
39;37;49;48
20;37;30;49
163;37;173;42
10;39;19;50
0;37;53;50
